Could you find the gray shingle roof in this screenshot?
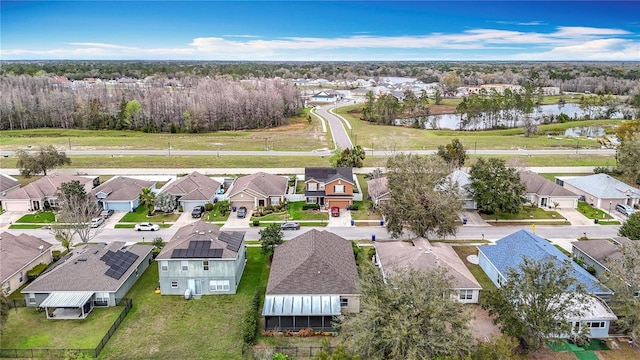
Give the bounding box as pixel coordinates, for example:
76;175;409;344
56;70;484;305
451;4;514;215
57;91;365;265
3;175;94;200
157;222;244;260
571;238;633;270
227;172;287;198
367;177;390;200
305;168;354;184
91;177;155;201
520;170;579;197
562;174;640;200
266;229;358;295
375;238;482;290
1;232;52;282
477;230;612;295
160;171;221;201
0;174;20;193
22;242;152;292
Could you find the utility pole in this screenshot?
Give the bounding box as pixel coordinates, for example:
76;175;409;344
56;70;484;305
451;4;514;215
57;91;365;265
168;142;171;156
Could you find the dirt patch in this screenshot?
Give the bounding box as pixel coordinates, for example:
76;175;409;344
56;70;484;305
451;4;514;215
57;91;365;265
469;305;501;341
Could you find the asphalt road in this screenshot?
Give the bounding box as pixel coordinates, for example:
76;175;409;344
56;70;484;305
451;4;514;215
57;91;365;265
314;103;353;149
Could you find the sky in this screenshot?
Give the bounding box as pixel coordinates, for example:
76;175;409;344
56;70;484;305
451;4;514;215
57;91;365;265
1;1;639;61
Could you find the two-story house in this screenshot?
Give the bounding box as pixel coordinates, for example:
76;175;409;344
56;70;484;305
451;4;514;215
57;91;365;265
156;222;246;296
304;167;354;210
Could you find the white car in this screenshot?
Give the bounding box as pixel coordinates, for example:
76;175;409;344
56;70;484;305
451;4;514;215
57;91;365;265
134;222;160;231
89;217;104;228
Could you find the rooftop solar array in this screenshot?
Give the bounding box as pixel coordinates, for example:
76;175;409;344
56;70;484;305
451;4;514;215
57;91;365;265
171;246;223;259
100;250;139;280
219;232;244;252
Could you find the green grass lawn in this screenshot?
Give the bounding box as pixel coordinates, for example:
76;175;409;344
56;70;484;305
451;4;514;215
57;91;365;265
114;224;172;229
251;201;329;222
479;206;563;220
118;206;181;223
98;247;270;360
0;306;124;350
206;211;229;222
577;201;613;219
450;246;497;305
8;224;46;229
14;211;56;223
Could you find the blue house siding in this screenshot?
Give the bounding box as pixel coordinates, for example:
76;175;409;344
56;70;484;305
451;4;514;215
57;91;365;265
478;250;503;288
104;200;135;212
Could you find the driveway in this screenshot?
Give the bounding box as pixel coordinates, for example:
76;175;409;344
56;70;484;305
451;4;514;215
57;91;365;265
462;210;490;227
221;210;252;229
327;209;352;227
555;208;594;226
0;211;28;231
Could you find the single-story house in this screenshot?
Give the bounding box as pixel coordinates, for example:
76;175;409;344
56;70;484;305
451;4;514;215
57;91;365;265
159;171;222;211
520;170;580;209
91;176;156;212
557;174;640;211
571;238;634;277
447;170;476;210
1;174;97;212
0;173;20;197
477;230;616;338
263;229;360;331
367;176;390;207
1;232;53;296
22;242;153;319
227;172;287;212
374;238;482;303
156;222;246;296
310;91;340;104
305;167;354;210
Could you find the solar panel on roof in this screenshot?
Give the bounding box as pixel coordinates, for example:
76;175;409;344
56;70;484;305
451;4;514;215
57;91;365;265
220;232;244;252
103;250;140;280
211;249;223;258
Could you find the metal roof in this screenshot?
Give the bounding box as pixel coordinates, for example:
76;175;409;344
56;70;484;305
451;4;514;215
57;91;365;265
40;292;94;308
262;295;341;316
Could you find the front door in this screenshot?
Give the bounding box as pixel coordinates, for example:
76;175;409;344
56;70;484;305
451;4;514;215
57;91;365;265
188;279;201;295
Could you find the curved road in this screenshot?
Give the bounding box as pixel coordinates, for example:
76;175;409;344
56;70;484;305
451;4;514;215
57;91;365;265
314;103;353;149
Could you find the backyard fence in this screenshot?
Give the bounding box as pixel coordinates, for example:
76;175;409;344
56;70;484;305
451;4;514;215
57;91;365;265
0;298;133;358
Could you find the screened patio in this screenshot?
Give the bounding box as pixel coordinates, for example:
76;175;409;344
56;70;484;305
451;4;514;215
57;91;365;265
262;294;341;331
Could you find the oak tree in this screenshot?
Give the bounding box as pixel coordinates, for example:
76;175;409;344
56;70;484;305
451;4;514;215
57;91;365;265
469;158;526;215
16;145;71;177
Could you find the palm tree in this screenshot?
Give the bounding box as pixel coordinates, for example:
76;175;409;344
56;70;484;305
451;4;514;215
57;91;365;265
139;188;156;216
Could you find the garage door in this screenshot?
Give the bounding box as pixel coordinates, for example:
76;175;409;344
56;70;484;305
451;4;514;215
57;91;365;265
552;198;577;209
2;200;30;212
328;199;351;210
231;200;255;211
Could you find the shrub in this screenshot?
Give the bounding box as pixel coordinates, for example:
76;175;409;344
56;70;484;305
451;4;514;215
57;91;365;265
242;289;262;346
302;203;320;210
253;220;260;227
178;205;183;212
27;263;49;280
52;250;63;261
349;203;359;211
586;266;596;275
204;202;214;211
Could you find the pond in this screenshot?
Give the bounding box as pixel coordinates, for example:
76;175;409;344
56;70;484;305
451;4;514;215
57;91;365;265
563;126;606;137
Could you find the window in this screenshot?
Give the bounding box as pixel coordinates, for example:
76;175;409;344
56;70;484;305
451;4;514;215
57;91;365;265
28;293;36;304
203;261;209;271
634;291;640;298
334;185;345;193
171;281;178;288
307;197;317;204
209;280;230;292
95;292;109;306
4;284;10;294
340;298;349;307
308;182;318;191
19;272;23;282
135;268;139;277
587;322;605;328
181;260;189;271
160;261;168;272
459;290;473;300
48;198;59;208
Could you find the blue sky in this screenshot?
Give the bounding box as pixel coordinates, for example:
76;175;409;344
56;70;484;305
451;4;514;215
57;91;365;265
2;1;639;61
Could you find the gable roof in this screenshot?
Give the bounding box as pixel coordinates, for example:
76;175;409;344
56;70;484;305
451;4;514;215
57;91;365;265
520;170;579;197
562;173;640;200
227;172;287;199
1;232;52;282
160;171;221;201
305;167;353;184
477;230;612;295
156;221;245;260
0;174;20;194
3;174;94;200
375;238;481;290
446;170;473;198
91;176;155;201
571;238;633;271
367;177;390;201
22;242;152;293
266;229;358;295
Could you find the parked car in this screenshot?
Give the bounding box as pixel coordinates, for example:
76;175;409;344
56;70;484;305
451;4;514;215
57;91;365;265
134;222;160;231
100;209;115;219
281;221;300;230
331;207;340;217
616;203;635;216
237;206;247;218
191;205;205;218
89;217;104;228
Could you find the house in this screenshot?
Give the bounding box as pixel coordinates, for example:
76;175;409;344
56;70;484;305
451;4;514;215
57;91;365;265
477;230;616;338
0;174;20;197
160;171;222;211
22;242;153;319
304;167;354;210
571;238;634;277
0;174;97;212
1;232;53;296
156;222;246;295
310;91;339;104
262;229;360;331
557;174;640;211
367;176;390;207
447;170;476;209
227;172;287;211
91;176;156;212
519;170;580;209
374;238;482;303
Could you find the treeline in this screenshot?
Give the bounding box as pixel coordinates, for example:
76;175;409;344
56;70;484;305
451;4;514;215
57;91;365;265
2;60;639;95
0;76;303;132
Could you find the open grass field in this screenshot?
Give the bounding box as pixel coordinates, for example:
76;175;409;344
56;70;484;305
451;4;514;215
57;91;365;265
0;306;124;350
98;247;270;360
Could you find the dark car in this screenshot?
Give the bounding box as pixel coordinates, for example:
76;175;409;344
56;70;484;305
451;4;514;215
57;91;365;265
191;205;205;218
281;221;300;230
237;206;247;218
100;209;115;219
